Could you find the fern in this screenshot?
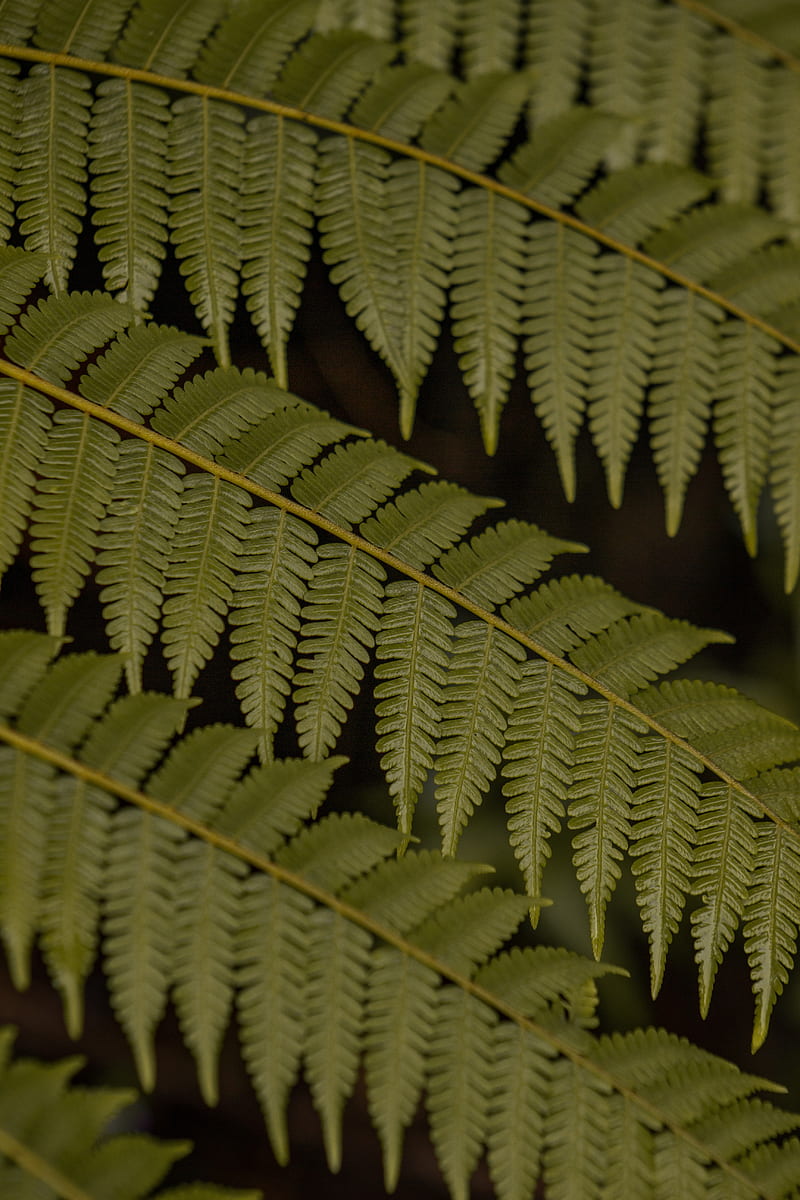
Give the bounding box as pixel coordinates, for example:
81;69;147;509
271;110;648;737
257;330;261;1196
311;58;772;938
2;3;800;1197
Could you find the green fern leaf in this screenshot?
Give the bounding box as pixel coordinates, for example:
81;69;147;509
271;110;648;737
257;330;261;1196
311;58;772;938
435;624;526;856
644;204;784;284
502;574;646;655
569;700;643;958
744;821;800;1051
237;874;313;1166
0;652;121;990
542;1059;610;1200
240;115;317;387
576;163;712;250
707;36;768;207
304;908;372;1171
0;248;45;332
434;518;582;609
218;757;347;856
461;0;522;77
764;71;800;234
15;64;92;292
193;0;319;94
316;139;409;399
485;1024;550;1200
292;438;425;528
691;782;760;1019
710;246;800;316
30;410;119;637
500;107;622;208
648;291;723;536
640;5;706;165
413;884;532;975
503;659;585;914
80;323;205;421
98;443;185;692
161;476;251;698
275;810;403;891
420;72;529;172
570;612;732;698
631;739;704;996
40;692;190;1038
365;947;440;1190
374;581;456;837
351;61;453;141
0;376;52;581
169;97;245;365
0;0;42;44
229;508;318;762
387;158;457;437
587;258;662;508
293;544;386;758
771;355;800;592
0;631;59;719
89;79;171;313
714;324;779;555
111;0;227;75
587;0;655;169
400;0;460;71
32;0;127;56
450;189;526;453
5;290;133;383
222;404;355;491
524;222;598;501
0;61;19;246
360;479;503;568
524;0;591;122
427;988;497;1200
273;30;395;119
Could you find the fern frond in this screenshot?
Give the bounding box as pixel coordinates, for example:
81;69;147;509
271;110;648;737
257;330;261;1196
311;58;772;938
764;71;800;236
744;821;800;1052
360;479;503;567
771;355;800;591
587;257;662;508
293;545;386;758
161;476;251;698
420;72;529;173
4;638;800;1195
524;0;591;122
631;738;704;995
502;574;646;654
32;0;127;57
713;322;778;555
375;580;456;837
640;4;707;166
461;0;521;78
351;61;453;141
193;0;318;94
273;29;395;119
240;115;317;387
575;164;713;248
706;35;768;207
0;651;122;989
450;188;526;454
524;223;597;501
648;290;723;535
0;1029;259;1200
587;0;656;170
503;659;585;918
434;623;525;855
111;0;227;75
168;97;244;365
569;700;643;958
15;64;92;292
499;107;622;208
400;0;460;71
89;79;171;313
229;508;318;762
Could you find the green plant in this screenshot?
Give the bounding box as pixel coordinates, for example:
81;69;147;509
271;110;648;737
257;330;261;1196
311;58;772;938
4;1;800;1196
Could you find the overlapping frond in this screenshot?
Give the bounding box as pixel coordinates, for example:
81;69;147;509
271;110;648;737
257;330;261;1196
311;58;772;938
2;2;800;572
3;268;800;1050
2;637;800;1200
0;1028;258;1199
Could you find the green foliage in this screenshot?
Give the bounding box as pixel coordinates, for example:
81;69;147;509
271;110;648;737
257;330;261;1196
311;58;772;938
2;2;800;1197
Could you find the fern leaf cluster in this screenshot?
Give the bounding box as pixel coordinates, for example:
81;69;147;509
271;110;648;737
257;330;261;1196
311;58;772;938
3;633;800;1200
3;1;800;577
0;1028;256;1199
3;257;800;1055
